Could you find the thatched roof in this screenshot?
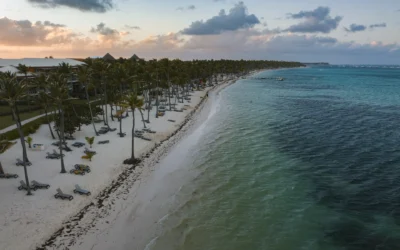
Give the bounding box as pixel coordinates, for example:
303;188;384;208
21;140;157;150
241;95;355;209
130;54;140;61
103;53;116;61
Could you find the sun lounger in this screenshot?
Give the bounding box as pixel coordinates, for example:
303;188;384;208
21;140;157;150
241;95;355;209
84;148;96;155
98;129;108;134
46;152;61;159
98;140;110;144
31;180;50;189
72;142;85;147
59;145;73;152
52;141;67;147
16;158;32;166
70;169;86;175
18;180;37;191
74;164;91;172
73;184;91;196
54;188;73;200
168;119;176;122
0;173;18;179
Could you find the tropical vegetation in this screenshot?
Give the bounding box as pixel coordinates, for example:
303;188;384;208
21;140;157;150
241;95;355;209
0;58;304;194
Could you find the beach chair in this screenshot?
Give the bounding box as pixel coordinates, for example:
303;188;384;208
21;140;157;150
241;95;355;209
73;184;91;196
74;164;91;172
140;137;152;141
0;173;18;179
52;149;65;156
18;180;37;191
72;142;85;148
31;180;50;189
46;152;60;159
16;158;32;166
54;188;73;200
84;148;97;155
70;169;86;175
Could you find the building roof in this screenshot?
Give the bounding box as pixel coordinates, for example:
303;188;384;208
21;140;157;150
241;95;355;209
130;54;140;60
0;58;85;68
103;53;116;61
0;65;19;74
0;65;33;77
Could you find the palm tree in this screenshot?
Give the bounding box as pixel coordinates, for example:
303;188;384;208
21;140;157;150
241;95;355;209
36;92;56;139
121;92;144;164
46;73;70;173
0;161;4;175
77;66;99;136
0;73;32;195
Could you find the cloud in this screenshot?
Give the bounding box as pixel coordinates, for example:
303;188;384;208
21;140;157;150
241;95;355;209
27;0;114;13
285;6;342;33
369;23;386;28
176;5;196;11
345;24;367;33
0;17;75;46
345;22;387;33
36;20;66;28
90;22;118;36
125;25;140;30
182;2;259;35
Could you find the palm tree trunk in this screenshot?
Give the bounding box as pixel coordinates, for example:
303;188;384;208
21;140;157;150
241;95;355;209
44;107;56;139
71;105;81;131
86;85;98;136
131;111;135;159
0;161;4;175
11;107;32;195
167;82;172;111
119;117;123;136
110;104;114;121
138;109;146;128
58;106;66;173
102;103;106;125
155;83;159;118
146;94;151;123
104;82;109;127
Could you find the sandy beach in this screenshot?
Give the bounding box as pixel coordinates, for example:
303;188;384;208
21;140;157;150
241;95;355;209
0;72;251;250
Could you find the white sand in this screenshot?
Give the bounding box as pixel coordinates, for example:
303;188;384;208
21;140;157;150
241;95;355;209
0;75;243;250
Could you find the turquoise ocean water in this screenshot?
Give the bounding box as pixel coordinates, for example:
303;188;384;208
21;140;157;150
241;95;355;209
148;65;400;250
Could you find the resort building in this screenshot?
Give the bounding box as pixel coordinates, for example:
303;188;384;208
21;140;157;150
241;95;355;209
0;58;86;95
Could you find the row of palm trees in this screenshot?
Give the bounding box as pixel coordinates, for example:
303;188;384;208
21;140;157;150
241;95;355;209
0;58;304;194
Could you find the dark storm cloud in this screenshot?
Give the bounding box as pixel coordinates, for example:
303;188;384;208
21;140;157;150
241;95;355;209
27;0;114;13
285;6;342;33
182;1;260;35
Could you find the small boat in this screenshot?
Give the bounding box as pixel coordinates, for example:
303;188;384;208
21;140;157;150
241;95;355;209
276;77;284;81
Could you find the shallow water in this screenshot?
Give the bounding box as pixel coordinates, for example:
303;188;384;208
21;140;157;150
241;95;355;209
145;66;400;250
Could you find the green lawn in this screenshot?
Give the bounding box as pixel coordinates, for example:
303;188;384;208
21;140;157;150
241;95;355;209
0;109;47;130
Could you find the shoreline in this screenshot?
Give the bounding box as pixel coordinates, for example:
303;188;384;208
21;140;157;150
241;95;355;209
35;74;247;249
0;68;273;250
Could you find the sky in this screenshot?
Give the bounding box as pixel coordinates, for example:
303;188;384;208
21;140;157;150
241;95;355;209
0;0;400;64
